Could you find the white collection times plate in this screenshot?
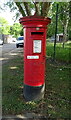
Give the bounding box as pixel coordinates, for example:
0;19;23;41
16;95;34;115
33;40;42;53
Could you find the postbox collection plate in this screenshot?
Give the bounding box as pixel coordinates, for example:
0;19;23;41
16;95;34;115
33;40;42;53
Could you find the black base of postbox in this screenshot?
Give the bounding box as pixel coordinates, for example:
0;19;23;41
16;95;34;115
23;84;45;101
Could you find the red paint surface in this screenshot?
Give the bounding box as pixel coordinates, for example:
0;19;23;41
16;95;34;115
19;16;51;86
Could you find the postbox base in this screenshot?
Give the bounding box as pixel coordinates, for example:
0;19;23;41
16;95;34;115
23;84;45;101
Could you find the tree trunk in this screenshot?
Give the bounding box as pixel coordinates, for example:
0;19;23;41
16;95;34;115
62;18;69;48
34;2;40;16
15;3;26;17
41;2;51;17
53;3;59;61
23;2;31;16
15;2;51;17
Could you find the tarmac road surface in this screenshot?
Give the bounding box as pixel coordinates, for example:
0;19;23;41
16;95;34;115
2;43;16;55
0;43;23;64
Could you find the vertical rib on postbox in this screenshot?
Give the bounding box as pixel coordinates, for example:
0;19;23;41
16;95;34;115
19;16;51;101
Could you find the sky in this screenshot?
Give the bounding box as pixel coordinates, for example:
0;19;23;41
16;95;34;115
0;10;15;25
0;0;20;25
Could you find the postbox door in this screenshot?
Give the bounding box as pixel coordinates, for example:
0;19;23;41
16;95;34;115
24;28;46;86
32;32;46;83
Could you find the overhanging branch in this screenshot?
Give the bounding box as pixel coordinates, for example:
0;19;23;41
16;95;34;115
15;2;26;17
23;2;31;16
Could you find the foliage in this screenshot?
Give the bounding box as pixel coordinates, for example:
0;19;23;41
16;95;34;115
47;2;70;39
0;17;10;35
1;1;71;39
2;1;70;40
0;17;23;37
10;23;23;38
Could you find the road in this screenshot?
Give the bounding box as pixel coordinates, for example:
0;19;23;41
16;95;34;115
2;43;16;55
0;43;23;64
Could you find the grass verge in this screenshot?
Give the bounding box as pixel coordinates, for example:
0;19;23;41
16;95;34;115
2;47;71;118
46;41;71;63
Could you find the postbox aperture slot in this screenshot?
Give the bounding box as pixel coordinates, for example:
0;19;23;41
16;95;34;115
31;32;43;35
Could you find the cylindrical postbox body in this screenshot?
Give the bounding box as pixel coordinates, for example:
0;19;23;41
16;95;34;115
19;16;51;101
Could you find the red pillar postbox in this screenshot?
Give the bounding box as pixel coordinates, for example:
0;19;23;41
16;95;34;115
19;16;51;101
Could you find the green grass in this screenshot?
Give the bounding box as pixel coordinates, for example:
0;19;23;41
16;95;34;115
45;60;71;118
46;41;71;63
2;44;71;118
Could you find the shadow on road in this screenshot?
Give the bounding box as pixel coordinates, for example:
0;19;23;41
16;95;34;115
2;117;47;120
2;113;47;120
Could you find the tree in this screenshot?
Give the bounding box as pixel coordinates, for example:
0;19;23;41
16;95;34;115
10;23;23;38
0;17;10;35
3;1;71;61
68;1;71;40
47;2;70;61
47;2;70;36
4;1;51;17
58;2;70;48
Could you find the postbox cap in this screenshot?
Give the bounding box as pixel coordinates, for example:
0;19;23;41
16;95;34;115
19;15;51;28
